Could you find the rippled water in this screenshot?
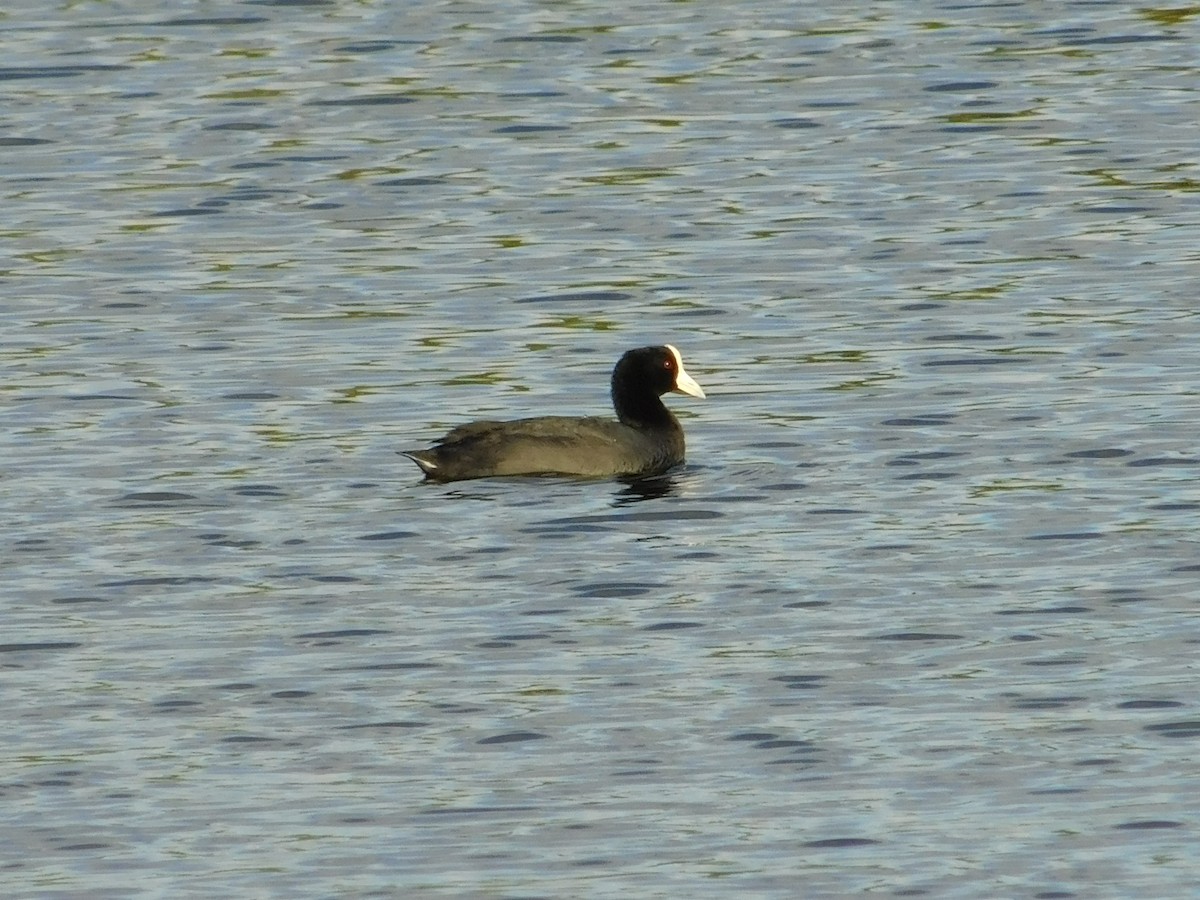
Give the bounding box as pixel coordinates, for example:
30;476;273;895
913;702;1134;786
4;1;1199;897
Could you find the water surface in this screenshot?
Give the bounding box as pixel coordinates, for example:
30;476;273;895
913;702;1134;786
3;1;1199;897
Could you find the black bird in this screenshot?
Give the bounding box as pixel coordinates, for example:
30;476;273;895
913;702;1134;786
403;344;705;482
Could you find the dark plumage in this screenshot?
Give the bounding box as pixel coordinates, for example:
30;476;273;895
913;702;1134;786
403;344;705;482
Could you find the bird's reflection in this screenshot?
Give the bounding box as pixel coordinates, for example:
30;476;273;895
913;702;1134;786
612;474;677;505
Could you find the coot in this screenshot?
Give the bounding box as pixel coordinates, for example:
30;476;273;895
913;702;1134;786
404;344;705;482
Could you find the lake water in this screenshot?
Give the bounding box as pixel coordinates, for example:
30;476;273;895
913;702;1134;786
3;1;1198;897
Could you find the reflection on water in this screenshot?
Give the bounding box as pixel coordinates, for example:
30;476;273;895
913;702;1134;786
3;1;1199;897
612;473;679;505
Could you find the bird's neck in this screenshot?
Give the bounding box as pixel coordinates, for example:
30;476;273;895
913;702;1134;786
612;386;674;429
